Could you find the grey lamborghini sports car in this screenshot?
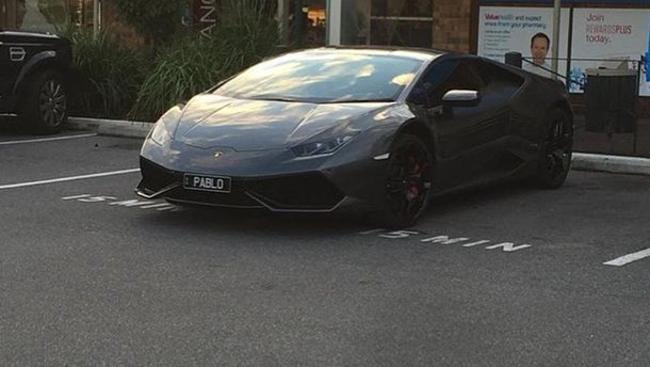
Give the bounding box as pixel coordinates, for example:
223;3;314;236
136;47;573;227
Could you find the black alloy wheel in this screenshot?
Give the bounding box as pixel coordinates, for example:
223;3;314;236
39;78;67;129
383;134;434;228
536;108;573;189
19;70;68;134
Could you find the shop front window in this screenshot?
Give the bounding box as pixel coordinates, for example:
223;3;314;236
280;0;326;47
340;0;433;48
2;0;94;33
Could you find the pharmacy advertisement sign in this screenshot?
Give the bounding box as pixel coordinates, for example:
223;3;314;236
477;6;570;76
569;8;650;96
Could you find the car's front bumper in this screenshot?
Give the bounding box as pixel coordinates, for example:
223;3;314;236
136;157;351;212
137;138;390;213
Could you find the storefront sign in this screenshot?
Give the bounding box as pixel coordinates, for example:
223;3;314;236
479;0;650;5
194;0;219;38
477;6;570;76
478;6;650;96
569;8;650;95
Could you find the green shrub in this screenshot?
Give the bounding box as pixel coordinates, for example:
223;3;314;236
105;0;187;47
129;0;280;121
62;26;150;119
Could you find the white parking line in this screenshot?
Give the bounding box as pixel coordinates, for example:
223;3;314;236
462;240;491;248
0;169;140;190
141;203;174;209
0;133;98;145
359;228;385;235
62;193;178;212
358;229;533;253
603;248;650;267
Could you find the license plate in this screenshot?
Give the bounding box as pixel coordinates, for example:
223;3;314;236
183;174;231;193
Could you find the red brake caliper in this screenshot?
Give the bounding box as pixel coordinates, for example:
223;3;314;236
406;156;421;201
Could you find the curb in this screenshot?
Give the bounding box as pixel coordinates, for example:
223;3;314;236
67;117;152;139
571;153;650;176
66;117;650;176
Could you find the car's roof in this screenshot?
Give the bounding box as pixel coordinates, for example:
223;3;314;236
290;46;450;62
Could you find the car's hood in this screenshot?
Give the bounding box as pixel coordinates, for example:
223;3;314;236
0;30;64;45
173;94;393;151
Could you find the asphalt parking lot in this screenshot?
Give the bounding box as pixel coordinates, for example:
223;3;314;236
1;127;649;366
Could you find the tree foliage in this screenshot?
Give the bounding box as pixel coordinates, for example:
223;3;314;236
128;0;280;121
59;24;149;118
105;0;187;46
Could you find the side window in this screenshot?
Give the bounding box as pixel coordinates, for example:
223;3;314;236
409;60;457;106
477;60;525;91
409;59;485;107
430;60;485;106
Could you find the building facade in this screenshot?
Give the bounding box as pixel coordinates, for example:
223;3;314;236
276;0;477;52
0;0;97;32
4;0;650;94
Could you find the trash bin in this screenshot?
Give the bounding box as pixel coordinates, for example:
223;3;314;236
584;67;637;133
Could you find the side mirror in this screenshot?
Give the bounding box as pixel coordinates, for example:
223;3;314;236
442;89;481;108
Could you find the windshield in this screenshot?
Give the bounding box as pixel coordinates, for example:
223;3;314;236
214;50;424;103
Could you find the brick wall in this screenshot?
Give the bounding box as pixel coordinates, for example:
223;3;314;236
570;94;650;118
432;0;473;52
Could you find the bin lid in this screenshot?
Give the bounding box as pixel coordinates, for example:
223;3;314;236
585;68;636;77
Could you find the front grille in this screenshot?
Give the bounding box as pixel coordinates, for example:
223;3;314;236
140;157;182;192
246;172;344;210
165;186;261;208
140;158;344;211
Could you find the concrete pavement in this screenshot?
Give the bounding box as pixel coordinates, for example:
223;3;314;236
1;132;650;366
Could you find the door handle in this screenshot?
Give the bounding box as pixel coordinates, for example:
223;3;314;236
10;47;26;62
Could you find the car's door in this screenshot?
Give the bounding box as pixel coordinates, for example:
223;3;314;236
0;31;28;104
0;31;13;102
473;60;528;173
410;57;510;189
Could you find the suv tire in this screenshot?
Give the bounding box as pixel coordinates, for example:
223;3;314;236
19;70;68;134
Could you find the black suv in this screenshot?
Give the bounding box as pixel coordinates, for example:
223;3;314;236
0;30;72;133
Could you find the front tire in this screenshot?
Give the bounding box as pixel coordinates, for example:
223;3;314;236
19;70;68;134
381;134;434;228
534;108;573;189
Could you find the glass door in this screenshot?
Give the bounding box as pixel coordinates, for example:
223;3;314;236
288;0;327;47
340;0;433;48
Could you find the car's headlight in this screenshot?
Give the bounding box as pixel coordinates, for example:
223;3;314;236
150;120;172;146
291;131;359;158
148;105;183;146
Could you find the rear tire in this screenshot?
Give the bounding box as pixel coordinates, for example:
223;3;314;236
533;108;573;189
19;70;68;134
380;134;434;229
